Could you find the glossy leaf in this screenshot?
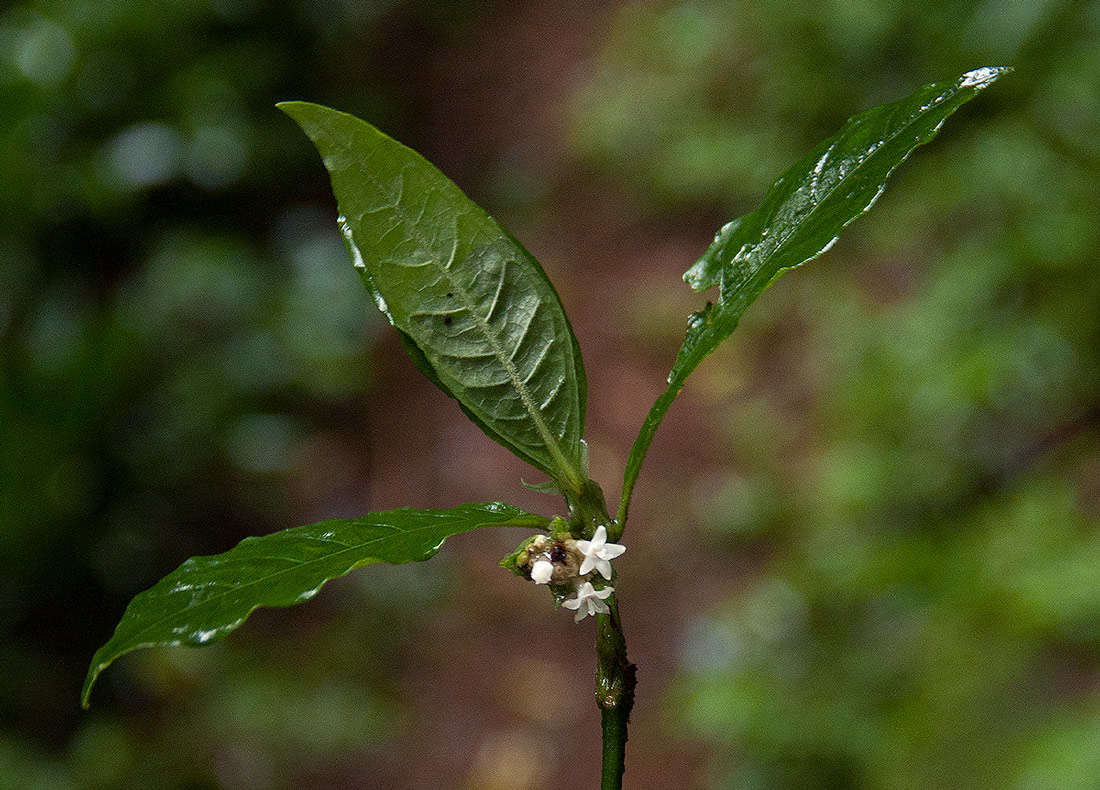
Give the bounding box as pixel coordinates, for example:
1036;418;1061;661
617;66;1011;526
279;102;588;493
82;502;547;707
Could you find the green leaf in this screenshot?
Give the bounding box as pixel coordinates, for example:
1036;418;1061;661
82;502;547;707
617;66;1011;527
279;102;588;493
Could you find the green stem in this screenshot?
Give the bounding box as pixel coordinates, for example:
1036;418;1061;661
597;596;636;790
567;479;635;789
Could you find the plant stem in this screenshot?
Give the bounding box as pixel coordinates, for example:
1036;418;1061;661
568;479;635;789
597;596;636;790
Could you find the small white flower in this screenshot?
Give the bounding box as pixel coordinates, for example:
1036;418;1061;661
562;581;613;622
575;525;626;580
530;559;554;584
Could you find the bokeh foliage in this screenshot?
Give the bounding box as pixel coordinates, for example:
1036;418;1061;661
0;0;441;786
572;2;1099;788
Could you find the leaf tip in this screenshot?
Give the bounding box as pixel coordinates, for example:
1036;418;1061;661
275;100;314;122
80;663;102;709
958;66;1013;90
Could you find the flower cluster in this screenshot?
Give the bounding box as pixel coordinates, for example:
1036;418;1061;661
520;525;625;622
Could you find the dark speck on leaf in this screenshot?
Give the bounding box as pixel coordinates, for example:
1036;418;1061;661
443;316;452;325
446;292;453;298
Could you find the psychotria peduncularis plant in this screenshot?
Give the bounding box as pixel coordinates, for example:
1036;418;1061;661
83;66;1010;789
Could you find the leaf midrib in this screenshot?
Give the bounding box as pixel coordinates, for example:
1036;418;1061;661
351;148;583;489
436;260;573;468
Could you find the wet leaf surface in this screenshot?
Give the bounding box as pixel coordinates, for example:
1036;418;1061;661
280;102;588;491
619;67;1011;524
83;502;547;706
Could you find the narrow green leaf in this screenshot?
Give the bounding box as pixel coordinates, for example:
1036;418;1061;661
618;66;1011;527
82;502;547;707
279;102;588;492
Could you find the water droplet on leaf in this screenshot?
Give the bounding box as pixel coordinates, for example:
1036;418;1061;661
959;66;1001;89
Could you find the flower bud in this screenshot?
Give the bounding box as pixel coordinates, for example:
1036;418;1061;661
530;559;554;584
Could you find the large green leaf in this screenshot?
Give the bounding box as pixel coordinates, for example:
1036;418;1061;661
82;502;547;707
617;66;1011;526
279;102;588;493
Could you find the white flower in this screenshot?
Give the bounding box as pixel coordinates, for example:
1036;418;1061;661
562;581;613;622
530;559;554;584
575;525;626;580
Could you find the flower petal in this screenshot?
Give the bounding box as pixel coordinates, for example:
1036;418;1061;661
595;557;612;580
597;543;626;560
591;525;607;548
579;554;596;575
562;597;581;610
592;586;614;600
574;609;587;623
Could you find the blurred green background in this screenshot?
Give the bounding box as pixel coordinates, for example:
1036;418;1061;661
2;0;1097;788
